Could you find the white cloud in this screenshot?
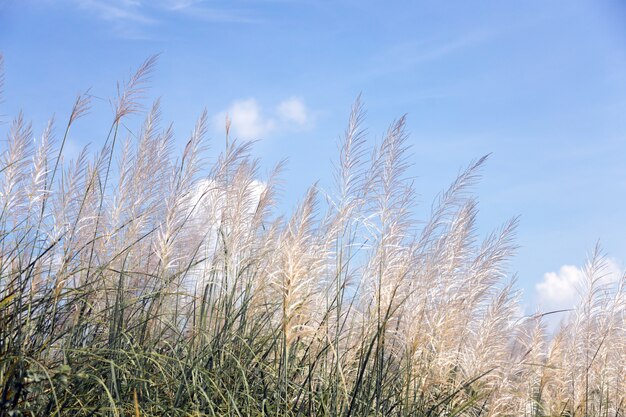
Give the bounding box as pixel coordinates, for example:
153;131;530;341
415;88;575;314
277;97;309;125
214;98;275;139
213;97;312;140
536;258;623;312
536;265;583;307
185;178;267;292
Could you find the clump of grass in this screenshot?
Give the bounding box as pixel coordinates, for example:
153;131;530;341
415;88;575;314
0;55;624;416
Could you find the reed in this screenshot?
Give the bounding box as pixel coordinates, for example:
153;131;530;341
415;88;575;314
0;55;624;416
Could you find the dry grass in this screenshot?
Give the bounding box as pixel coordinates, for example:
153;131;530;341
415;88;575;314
0;55;624;416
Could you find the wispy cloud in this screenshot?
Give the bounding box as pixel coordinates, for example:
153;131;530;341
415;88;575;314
74;0;155;24
67;0;258;36
172;3;260;23
162;0;205;11
213;97;312;139
360;29;499;81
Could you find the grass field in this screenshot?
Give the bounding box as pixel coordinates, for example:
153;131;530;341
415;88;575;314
0;55;624;416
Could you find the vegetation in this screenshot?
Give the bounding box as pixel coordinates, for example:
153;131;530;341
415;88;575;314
0;55;624;416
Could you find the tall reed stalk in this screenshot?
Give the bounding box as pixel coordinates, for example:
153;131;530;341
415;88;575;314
0;55;624;416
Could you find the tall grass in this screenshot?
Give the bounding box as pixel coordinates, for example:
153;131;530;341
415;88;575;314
0;55;624;416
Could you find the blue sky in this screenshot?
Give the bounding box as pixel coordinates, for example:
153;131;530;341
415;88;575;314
2;0;626;317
